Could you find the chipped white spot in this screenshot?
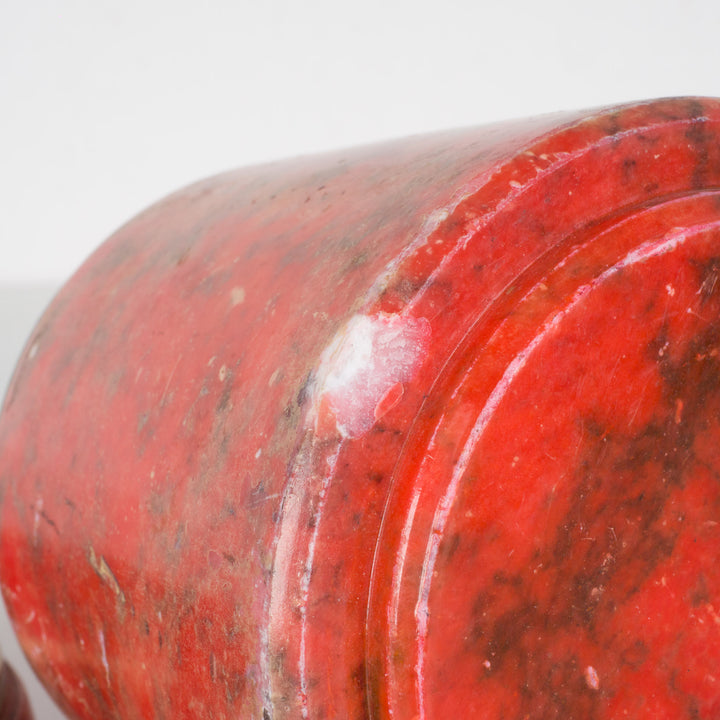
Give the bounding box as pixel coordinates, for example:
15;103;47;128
483;659;491;670
666;283;676;296
99;629;110;685
28;341;39;360
509;180;522;189
218;364;227;382
32;498;42;545
268;368;281;387
255;448;262;459
584;665;600;690
88;547;126;603
614;228;687;268
230;286;246;306
310;313;431;438
424;207;450;230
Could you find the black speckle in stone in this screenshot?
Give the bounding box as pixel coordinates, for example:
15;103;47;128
622;157;638;184
635;132;662;146
442;532;462;560
620;638;649;669
296;371;313;407
216;383;233;413
689;573;711;606
686;98;707;120
603;112;622;138
685;116;711;188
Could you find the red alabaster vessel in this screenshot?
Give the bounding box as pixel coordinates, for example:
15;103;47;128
2;98;720;719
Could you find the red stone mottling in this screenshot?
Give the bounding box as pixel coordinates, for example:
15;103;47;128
2;99;720;718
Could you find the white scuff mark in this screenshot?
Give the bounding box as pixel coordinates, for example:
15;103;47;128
612;228;688;270
88;547;126;604
365;205;457;304
98;629;110;685
159;355;181;407
32;498;42;545
27;643;43;661
28;340;39;360
584;665;600;690
310;313;431;438
247;492;282;509
255;448;262;459
425;207;450;229
230;286;246;306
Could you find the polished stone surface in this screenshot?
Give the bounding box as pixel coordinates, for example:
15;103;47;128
4;99;720;719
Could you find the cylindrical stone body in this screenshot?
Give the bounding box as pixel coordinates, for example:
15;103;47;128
3;98;720;718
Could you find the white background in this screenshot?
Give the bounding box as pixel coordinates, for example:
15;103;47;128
1;0;720;716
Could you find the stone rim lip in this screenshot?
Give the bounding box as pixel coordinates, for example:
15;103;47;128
362;97;720;718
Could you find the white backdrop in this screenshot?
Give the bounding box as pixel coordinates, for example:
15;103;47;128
3;0;720;284
1;0;720;716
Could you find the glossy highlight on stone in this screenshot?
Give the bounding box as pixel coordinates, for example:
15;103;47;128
2;98;720;718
